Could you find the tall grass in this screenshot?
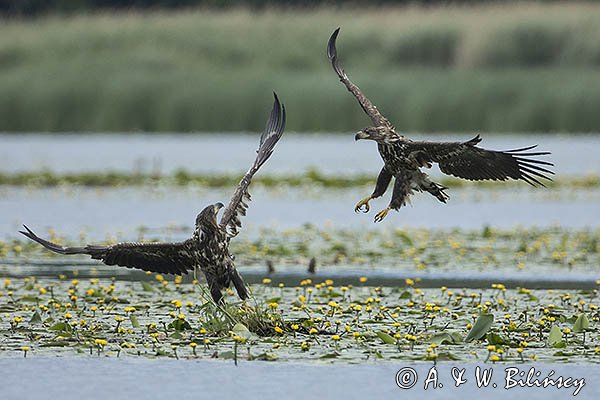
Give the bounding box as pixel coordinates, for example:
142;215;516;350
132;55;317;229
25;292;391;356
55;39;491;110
1;3;600;132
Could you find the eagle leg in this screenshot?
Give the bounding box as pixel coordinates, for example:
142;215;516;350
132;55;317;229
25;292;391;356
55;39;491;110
375;171;413;222
356;167;393;213
209;283;224;304
230;268;249;301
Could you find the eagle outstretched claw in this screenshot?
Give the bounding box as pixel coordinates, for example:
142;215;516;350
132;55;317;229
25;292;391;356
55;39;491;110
374;207;391;223
355;196;373;213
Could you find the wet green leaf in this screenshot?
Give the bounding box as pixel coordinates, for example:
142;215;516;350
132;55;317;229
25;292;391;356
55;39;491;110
553;351;575;357
398;290;412;299
437;351;460;361
465;313;494;343
265;297;281;304
129;315;140;328
169;319;191;331
48;322;68;332
525;293;539;301
573;313;590;333
486;332;509;345
29;310;42;324
376;331;396;345
548;325;563;347
430;331;463;345
232;323;252;339
141;281;155;292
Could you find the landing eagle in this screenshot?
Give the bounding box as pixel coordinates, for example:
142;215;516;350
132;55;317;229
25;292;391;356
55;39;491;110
328;28;554;222
20;93;286;303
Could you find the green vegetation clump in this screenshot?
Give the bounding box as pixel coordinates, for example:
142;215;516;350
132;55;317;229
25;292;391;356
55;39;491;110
0;169;598;190
2;4;600;132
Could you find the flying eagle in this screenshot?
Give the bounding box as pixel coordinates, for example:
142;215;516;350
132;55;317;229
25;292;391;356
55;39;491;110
327;28;554;222
20;93;286;303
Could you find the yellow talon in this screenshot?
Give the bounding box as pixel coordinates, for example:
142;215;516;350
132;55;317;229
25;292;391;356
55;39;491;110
355;196;373;213
374;207;391;223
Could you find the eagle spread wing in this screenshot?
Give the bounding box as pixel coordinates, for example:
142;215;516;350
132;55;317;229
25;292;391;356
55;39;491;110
19;225;197;274
404;135;554;186
328;27;393;129
219;92;286;237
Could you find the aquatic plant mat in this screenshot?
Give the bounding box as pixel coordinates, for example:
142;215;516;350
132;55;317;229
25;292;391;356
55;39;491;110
1;277;599;363
3;226;599;276
1;170;599;189
1;226;599;363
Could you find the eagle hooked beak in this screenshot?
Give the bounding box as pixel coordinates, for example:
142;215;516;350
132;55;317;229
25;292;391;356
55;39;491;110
355;130;370;141
213;202;224;214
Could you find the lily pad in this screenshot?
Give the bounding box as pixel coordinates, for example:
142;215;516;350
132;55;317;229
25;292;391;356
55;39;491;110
465;313;494;343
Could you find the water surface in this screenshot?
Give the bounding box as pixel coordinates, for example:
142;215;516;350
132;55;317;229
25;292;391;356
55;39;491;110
0;133;596;175
0;359;597;400
1;186;597;240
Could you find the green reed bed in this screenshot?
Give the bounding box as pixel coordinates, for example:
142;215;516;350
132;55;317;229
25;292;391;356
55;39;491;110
0;276;599;363
2;4;600;132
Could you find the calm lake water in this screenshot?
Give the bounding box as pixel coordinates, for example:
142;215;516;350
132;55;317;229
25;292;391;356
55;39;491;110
0;132;598;175
1;186;598;241
0;359;597;400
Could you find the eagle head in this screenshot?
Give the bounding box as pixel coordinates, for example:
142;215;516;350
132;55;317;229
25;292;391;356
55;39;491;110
195;202;224;229
355;126;399;144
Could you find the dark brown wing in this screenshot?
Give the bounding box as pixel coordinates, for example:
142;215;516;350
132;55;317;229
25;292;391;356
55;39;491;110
328;27;393;129
403;135;554;186
19;225;197;274
219;92;286;237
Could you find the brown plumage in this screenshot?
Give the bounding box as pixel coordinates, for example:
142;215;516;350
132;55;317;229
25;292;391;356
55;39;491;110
328;28;554;222
20;93;286;303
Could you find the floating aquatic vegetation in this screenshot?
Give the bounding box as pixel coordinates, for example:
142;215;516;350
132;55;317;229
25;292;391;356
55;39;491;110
0;169;599;190
0;276;598;363
5;226;599;276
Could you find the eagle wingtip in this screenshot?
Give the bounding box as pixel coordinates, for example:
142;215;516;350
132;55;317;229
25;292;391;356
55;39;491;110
19;224;35;237
465;134;482;146
327;27;341;60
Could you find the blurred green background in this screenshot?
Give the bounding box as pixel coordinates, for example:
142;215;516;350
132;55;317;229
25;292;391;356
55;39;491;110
1;1;600;133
